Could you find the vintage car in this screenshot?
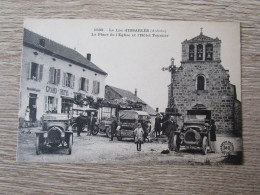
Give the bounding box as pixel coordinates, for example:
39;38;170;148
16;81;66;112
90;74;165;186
174;114;210;154
116;110;150;141
94;118;113;137
71;108;98;133
35;113;73;155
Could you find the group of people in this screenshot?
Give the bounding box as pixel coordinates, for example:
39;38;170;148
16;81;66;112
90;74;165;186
75;112;97;136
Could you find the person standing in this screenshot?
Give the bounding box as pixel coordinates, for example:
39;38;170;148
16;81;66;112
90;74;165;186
75;113;84;136
210;119;217;153
165;116;177;151
30;105;37;122
154;113;162;137
110;115;118;141
134;123;144;151
88;112;96;136
24;106;30;127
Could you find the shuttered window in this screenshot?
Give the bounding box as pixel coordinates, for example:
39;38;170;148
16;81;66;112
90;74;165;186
92;81;100;94
27;62;43;82
63;72;75;89
49;67;60;85
79;77;89;92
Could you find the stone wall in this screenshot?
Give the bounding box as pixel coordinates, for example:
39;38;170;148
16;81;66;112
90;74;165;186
234;99;242;136
169;61;236;133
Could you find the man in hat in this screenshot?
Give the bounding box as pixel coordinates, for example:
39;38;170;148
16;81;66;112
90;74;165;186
165;116;177;151
75;113;84;136
154;113;162;137
110;115;118;141
87;112;97;136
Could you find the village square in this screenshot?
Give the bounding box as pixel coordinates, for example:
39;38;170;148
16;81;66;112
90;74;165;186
17;25;242;165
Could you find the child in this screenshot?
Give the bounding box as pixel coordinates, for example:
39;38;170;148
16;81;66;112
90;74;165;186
134;123;144;151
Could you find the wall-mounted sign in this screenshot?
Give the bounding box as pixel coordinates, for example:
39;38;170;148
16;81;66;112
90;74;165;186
46;86;57;94
27;87;40;92
60;89;69;96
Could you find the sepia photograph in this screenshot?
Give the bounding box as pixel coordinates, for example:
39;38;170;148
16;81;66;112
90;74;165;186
17;19;242;165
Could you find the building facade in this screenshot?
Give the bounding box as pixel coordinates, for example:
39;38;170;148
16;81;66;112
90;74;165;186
19;29;107;122
168;31;241;134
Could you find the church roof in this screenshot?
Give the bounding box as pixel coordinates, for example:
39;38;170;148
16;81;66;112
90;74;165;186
183;32;220;44
23;29;107;75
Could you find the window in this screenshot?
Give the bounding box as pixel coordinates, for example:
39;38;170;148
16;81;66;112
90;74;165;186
197;44;203;60
27;62;43;81
197;75;205;90
206;44;213;60
62;72;75;88
101;107;116;120
49;67;61;85
79;77;89;91
189;45;194;61
92;81;100;94
61;98;73;113
44;96;58;113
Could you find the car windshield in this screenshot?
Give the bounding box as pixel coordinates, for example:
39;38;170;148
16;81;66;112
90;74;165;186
120;111;138;120
185;114;206;121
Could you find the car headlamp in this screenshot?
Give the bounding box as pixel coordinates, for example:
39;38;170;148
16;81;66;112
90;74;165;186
43;132;48;138
68;126;72;131
195;134;200;140
61;132;65;137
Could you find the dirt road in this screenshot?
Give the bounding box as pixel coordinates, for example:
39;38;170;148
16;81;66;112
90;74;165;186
17;127;227;165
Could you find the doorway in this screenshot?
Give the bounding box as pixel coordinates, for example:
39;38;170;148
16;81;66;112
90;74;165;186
29;93;37;122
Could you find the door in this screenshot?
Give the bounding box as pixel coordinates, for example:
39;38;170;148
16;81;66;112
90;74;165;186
29;93;37;122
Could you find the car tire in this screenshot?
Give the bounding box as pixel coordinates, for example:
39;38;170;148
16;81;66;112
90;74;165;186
36;134;41;155
106;126;111;138
117;136;122;141
173;134;180;152
91;127;99;136
202;136;208;155
67;134;72;155
71;123;77;132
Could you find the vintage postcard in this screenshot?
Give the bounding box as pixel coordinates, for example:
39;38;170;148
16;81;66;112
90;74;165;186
17;19;242;165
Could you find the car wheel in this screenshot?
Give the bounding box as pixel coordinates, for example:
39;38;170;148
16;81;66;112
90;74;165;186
117;136;122;141
36;134;41;155
173;134;180;152
106;126;111;138
71;123;77;132
67;134;72;155
91;127;99;136
202;136;208;155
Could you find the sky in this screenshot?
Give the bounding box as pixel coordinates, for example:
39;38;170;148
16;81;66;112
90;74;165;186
24;19;241;112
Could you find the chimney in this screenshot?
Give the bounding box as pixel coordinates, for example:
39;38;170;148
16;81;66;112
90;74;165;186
135;88;137;96
156;107;159;113
87;53;91;61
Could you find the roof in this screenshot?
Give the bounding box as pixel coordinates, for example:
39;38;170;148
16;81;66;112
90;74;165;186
183;32;220;44
23;28;107;75
106;85;157;116
120;110;149;119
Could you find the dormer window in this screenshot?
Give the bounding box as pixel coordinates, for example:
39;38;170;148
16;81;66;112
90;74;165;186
189;45;194;61
39;39;45;47
197;44;203;60
206;44;213;60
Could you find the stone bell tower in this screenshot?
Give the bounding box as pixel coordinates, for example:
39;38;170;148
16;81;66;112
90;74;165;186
165;29;241;134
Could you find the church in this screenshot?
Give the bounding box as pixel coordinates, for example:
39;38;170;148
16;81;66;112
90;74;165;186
167;30;241;135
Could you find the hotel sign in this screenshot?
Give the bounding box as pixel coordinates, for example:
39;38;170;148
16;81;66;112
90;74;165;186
46;86;69;97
